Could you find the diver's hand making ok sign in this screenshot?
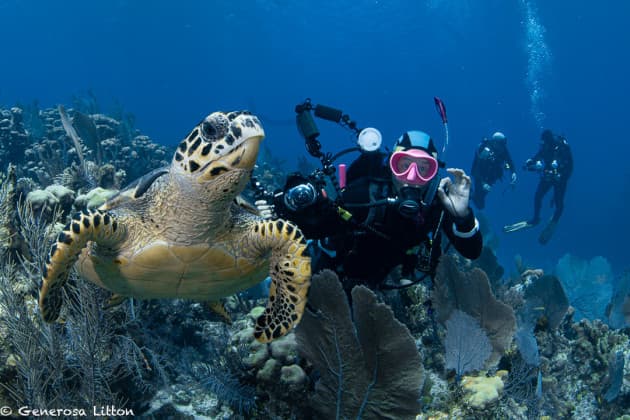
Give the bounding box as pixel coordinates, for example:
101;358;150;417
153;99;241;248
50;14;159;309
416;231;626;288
437;168;472;220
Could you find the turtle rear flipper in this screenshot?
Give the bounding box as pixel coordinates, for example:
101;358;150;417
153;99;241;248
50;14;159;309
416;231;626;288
250;219;311;343
205;300;233;325
104;293;128;309
39;209;126;322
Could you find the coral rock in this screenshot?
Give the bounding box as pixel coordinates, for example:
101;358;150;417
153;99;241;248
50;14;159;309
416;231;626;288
257;358;280;382
244;340;269;369
74;187;118;210
279;364;307;389
270;333;297;364
248;306;265;321
45;184;75;215
26;188;59;221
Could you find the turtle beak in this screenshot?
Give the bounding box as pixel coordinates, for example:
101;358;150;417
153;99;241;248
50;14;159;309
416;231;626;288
197;135;263;182
219;113;265;171
228;135;263;171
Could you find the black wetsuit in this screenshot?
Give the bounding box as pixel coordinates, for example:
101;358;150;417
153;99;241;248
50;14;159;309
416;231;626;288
470;139;516;209
275;152;482;291
528;136;573;225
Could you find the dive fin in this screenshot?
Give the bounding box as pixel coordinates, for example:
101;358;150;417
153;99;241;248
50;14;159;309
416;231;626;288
538;220;557;245
503;220;535;233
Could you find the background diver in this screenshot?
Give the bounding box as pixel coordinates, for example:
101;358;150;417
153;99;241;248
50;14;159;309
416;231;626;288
470;131;518;210
504;129;573;244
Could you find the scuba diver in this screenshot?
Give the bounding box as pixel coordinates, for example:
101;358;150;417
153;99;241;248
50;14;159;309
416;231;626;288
254;99;482;293
470;131;518;210
504;129;573;244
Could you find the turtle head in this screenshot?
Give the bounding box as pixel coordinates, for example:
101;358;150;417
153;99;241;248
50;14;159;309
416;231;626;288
172;111;264;183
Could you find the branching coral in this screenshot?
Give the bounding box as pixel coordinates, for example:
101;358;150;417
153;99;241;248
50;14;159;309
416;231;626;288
0;194;155;412
1;104;170;193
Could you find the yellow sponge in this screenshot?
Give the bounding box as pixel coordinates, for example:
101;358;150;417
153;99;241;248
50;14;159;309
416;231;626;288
461;371;507;409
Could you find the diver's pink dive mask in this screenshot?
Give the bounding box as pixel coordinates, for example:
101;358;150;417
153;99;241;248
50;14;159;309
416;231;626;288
389;149;438;186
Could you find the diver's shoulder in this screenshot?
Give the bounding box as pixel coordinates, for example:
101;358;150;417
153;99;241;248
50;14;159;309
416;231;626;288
557;135;570;146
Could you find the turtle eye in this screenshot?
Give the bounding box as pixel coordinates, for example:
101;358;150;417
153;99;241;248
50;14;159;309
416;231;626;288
201;121;217;139
201;113;229;141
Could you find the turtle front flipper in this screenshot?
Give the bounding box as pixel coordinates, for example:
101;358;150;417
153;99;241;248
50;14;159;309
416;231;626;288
39;209;126;322
249;219;311;343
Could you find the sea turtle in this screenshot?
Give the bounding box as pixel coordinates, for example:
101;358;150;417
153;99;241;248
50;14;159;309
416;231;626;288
39;111;311;342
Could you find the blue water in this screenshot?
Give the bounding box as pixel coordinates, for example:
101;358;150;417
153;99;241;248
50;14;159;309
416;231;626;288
1;0;628;275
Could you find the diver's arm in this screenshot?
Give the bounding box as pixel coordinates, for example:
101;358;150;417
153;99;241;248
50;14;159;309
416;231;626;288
525;145;545;172
563;144;574;179
503;145;516;173
443;210;482;260
503;146;518;183
436;168;482;259
273;191;343;239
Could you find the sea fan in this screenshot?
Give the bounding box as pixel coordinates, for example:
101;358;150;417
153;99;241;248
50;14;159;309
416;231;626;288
192;362;257;415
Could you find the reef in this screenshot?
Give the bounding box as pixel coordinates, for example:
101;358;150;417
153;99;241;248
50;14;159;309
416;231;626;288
0;104;170;196
0;103;628;419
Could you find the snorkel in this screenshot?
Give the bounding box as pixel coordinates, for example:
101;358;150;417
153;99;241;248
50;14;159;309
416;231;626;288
434;96;449;158
404;96;448;209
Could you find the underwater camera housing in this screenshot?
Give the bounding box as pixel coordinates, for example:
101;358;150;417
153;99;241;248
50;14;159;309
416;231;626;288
295;98;381;158
293;98;384;211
